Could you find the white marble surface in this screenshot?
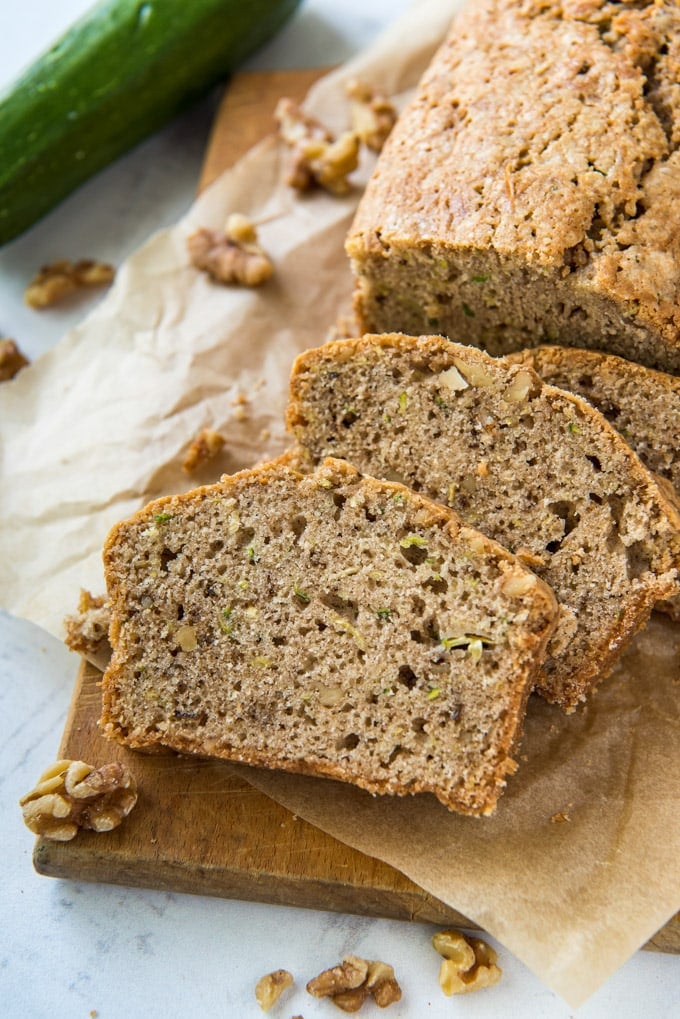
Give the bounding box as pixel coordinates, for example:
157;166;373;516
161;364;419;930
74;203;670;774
1;3;678;1016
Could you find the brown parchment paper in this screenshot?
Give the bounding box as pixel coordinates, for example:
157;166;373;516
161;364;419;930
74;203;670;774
1;0;678;1006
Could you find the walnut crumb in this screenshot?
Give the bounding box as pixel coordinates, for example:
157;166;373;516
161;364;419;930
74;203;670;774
187;214;273;286
24;260;114;308
275;98;359;196
0;338;30;381
432;930;502;996
346;79;397;152
20;760;137;841
182;429;226;474
255;969;294;1011
307;956;401;1011
551;811;571;823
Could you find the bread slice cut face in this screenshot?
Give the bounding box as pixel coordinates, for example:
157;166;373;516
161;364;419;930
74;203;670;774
504;344;680;622
287;334;680;711
101;458;557;816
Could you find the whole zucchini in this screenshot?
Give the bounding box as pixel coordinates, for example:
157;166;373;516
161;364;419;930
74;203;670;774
0;0;302;245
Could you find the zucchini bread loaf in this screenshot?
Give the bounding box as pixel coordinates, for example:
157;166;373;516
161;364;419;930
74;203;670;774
101;458;558;816
347;0;680;373
287;334;680;711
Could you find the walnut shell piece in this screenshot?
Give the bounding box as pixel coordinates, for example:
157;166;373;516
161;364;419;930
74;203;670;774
254;968;294;1011
432;929;502;995
24;259;115;308
187;215;273;287
274;97;360;195
182;428;226;474
346;79;397;152
365;960;402;1008
0;338;30;381
306;955;368;999
306;956;401;1011
20;759;138;841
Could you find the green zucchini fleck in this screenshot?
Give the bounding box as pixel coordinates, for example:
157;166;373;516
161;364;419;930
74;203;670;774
399;533;427;548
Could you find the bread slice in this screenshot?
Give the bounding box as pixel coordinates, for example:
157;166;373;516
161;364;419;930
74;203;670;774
504;344;680;621
503;346;680;494
100;458;557;816
347;0;680;372
287;334;680;711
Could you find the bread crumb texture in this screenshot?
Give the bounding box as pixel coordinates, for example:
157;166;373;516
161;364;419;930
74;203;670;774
287;333;680;710
504;345;680;490
348;0;680;372
505;344;680;621
101;458;557;816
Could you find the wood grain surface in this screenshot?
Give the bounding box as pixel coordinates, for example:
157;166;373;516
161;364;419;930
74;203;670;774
35;68;680;953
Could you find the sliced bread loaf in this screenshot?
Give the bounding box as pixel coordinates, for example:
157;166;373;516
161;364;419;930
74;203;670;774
100;458;557;816
287;334;680;711
347;0;680;372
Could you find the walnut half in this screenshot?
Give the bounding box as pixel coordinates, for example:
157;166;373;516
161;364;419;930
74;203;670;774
187;213;273;286
275;98;360;196
20;760;138;841
307;956;401;1012
432;929;502;995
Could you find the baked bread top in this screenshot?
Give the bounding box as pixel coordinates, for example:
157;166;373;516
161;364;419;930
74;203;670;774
346;0;680;369
287;333;680;710
100;457;557;816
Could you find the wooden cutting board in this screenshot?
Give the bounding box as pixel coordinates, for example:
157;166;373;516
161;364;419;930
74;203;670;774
34;68;680;953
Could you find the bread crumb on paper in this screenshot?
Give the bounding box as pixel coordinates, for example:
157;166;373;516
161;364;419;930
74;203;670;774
182;429;226;474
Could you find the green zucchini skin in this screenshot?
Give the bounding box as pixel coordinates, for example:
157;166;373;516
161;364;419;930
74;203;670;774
0;0;302;245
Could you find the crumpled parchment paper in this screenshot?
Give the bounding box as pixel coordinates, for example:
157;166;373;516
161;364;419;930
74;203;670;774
1;0;678;1006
